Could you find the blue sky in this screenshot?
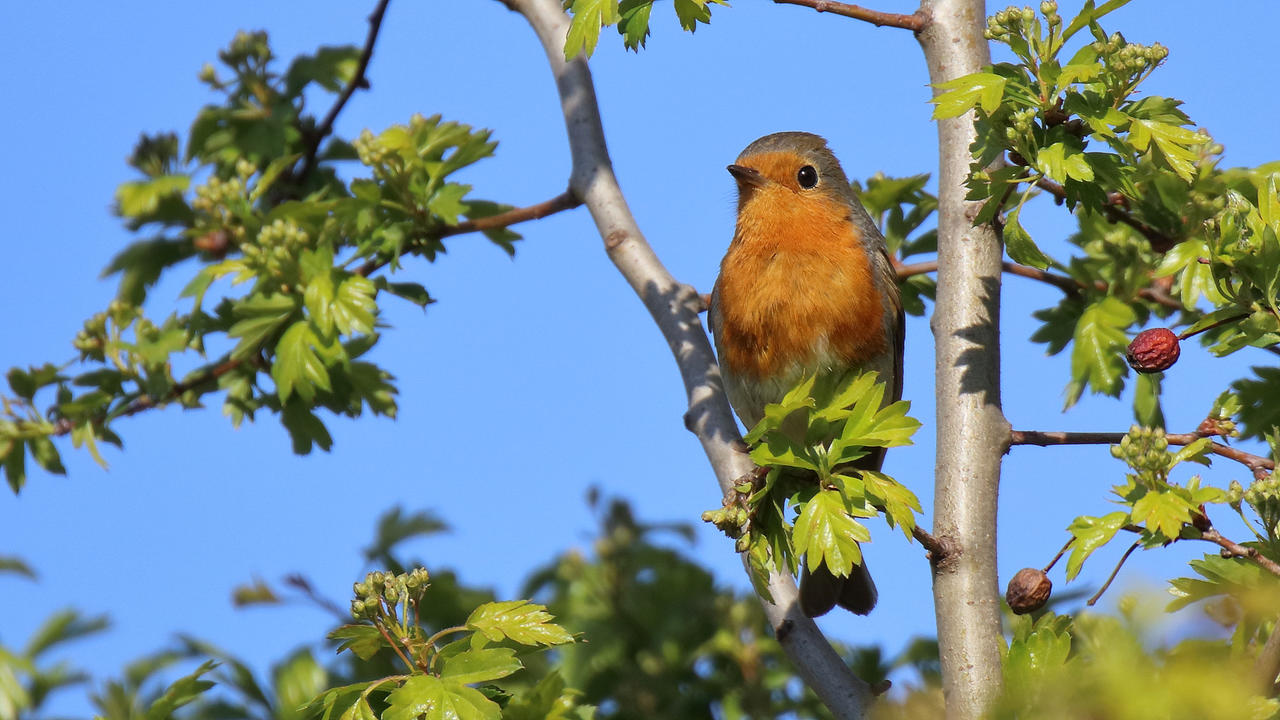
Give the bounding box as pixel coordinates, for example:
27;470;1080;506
2;0;1278;712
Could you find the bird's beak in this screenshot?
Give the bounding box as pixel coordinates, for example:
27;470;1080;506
727;164;767;189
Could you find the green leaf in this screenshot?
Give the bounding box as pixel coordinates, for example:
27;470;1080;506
466;600;574;647
1132;489;1196;540
564;0;620;59
793;489;872;577
617;0;653;50
1066;296;1135;407
28;436;65;476
229;294;298;359
1005;204;1054;270
1129;118;1204;182
1133;372;1164;428
1065;511;1128;580
24;609;110;658
438;648;522;685
285;46;361;96
280;403;333;455
231;578;280;607
0;556;35;580
384;675;500;720
144;660;217;720
931;72;1007;119
328;625;385;661
333;276;377;336
115;175;190;218
364;508;448;563
861;470;922;538
273;650;327;720
272;322;334;404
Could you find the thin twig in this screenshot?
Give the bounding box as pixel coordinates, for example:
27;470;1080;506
774;0;928;31
1200;528;1280;579
1009;429;1275;481
1086;540;1139;606
1178;311;1250;341
1035;177;1175;252
895;259;1185;310
354;189;580;276
296;0;393;182
1042;536;1074;573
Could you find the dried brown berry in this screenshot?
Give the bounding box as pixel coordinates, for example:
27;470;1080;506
1006;567;1052;615
1126;328;1181;373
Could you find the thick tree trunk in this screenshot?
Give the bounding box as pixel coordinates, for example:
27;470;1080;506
916;1;1009;718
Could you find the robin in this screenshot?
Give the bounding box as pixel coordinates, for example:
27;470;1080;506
709;132;904;617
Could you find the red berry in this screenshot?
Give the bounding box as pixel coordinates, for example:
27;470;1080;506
1126;328;1181;373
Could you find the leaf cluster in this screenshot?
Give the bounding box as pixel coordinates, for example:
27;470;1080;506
704;371;921;598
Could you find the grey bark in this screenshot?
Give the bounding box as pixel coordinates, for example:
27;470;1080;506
917;1;1009;718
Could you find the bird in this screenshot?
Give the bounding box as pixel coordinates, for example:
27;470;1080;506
708;131;904;617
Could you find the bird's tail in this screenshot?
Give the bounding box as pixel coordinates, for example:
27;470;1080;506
799;557;878;617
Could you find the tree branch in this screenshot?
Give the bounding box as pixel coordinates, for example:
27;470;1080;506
504;0;872;717
1199;528;1280;578
774;0;929;30
1009;429;1275;481
917;1;1008;716
896;258;1183;310
1035;177;1176;253
354;189;581;276
297;0;392;182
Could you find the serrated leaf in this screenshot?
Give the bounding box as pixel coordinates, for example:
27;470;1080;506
564;0;620;59
617;0;652;50
861;470;921;538
931;72;1007;119
793;489;872;578
438;648;522;685
466;600;574;647
1066;511;1127;580
329;625;386;661
272;322;333;404
1066;296;1135;407
384;675;500;720
1132;489;1196;540
333;276;377;336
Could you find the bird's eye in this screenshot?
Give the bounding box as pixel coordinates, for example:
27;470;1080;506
797;165;818;189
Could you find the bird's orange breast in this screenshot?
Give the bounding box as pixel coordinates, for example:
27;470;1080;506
716;187;887;381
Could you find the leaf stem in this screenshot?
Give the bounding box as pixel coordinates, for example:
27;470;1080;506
1085;540;1139;606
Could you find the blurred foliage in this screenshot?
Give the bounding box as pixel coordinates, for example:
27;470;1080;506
0;500;939;720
